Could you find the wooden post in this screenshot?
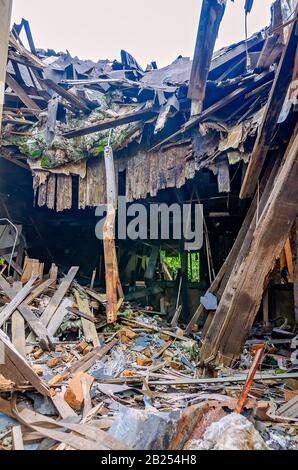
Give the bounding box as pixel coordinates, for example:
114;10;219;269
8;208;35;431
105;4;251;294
180;242;189;322
0;0;12;133
294;218;298;325
103;145;120;323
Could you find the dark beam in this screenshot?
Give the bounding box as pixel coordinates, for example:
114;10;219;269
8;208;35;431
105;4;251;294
5;73;41;110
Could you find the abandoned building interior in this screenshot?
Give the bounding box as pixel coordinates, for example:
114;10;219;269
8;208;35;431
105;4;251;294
0;0;298;451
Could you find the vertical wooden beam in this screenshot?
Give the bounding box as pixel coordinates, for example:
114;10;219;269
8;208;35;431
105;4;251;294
262;289;269;326
180;242;189;322
0;0;12;132
294;218;298;325
188;0;226;115
103;145;120;323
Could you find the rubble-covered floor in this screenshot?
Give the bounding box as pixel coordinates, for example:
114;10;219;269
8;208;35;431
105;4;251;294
0;267;298;451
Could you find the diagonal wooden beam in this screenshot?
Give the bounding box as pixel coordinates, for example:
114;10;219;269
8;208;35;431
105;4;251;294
240;7;298;198
5;73;41;110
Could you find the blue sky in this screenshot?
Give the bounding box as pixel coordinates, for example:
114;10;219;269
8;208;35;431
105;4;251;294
11;0;273;67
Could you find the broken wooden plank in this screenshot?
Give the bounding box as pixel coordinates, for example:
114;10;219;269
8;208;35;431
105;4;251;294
0;0;12;132
24;278;54;305
40;266;79;327
5;73;41;110
123;319;192;342
11;425;24;450
46;298;73;337
0;329;49;395
40;78;90;112
63;108;158;139
74;290;99;347
188;0;226;115
148;372;298;386
21;257;43;283
0;275;52;350
0;276;36;327
240;8;298;198
68;338;117;376
11;312;26;358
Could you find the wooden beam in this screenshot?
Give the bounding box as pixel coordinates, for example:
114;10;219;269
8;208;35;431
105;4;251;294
40;78;90;113
0;329;49;396
188;0;226;115
74;290;99;347
39;266;79;327
103;146;119;323
240;8;298;198
201;129;298;367
0;276;36;327
294;218;298;325
63;108;158;139
0;0;12;132
5;73;41;110
11;425;24;450
0;276;52;350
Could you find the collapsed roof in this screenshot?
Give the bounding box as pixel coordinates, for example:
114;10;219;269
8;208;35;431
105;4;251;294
1;2;294;212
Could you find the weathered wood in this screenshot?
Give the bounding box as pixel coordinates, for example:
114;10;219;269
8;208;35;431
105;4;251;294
171;305;182;328
6;73;41;110
56;174;72;212
40;266;79;327
186;155;281;334
0;329;49;395
0;0;12;132
0;275;51;350
21;257;43;283
240;9;298;198
188;0;226;115
0;276;36;326
41;78;90;113
68;338;118;376
201;130;298;367
74;290;99;347
103;146;119;323
11;425;24;450
47;298;73;337
11;312;26;358
294;218;298;325
148;372;298;386
284;237;294;283
25;278;54;305
150;72;272;152
63;108;158;139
